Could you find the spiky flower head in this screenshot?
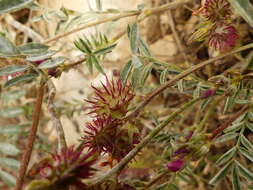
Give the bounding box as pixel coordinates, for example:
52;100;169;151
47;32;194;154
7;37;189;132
82;116;140;163
33;146;97;190
209;23;238;52
202;0;231;22
86;77;135;119
83;116;119;154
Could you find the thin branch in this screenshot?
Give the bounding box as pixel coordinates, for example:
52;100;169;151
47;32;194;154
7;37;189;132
124;43;253;121
210;104;249;139
167;0;189;64
145;172;168;189
5;14;44;42
47;79;67;150
91;97;201;185
44;0;191;44
14;82;45;190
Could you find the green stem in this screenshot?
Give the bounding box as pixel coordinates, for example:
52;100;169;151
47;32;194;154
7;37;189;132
197;93;226;132
91;98;201;185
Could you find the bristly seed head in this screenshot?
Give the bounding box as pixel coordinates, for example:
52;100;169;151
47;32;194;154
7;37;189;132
34;146;97;189
85;77;135;119
82;116;140;162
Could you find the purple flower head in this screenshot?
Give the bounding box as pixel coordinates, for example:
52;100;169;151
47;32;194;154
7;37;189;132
201;88;216;99
202;0;231;22
166;159;185;172
34;59;47;65
172;147;189;158
209;23;238;52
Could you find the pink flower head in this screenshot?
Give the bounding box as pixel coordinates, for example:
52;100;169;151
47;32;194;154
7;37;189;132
209;23;238;52
202;0;231;22
201;88;216;98
166;159;185;172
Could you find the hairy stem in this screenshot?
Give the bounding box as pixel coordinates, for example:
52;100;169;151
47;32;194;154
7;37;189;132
47;79;67;150
14;82;45;190
91;98;201;185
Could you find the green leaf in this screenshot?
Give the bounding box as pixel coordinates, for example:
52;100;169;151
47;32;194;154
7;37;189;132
239;147;253;162
128;23;139;53
246;122;253;132
0;158;20;169
224;96;233;113
247;112;253;120
140;63;152;86
38;57;65;69
93;44;117;55
0;107;24;118
160;69;169;84
91;55;105;74
18;43;49;55
0;0;34;14
74;38;92;54
216;147;236;166
240;134;253;150
26;50;56;62
1;89;26;101
86;56;93;74
0;65;29;76
0;169;16;187
131;55;142;68
235;99;250;104
0;143;20;156
232;164;242;190
0;123;29;135
235;160;253;182
229;0;253;27
4;73;37;88
209;161;233;185
131;67;141;88
0;35;20;57
121;60;133;85
224;122;244;133
139;37;151;56
215;132;238;143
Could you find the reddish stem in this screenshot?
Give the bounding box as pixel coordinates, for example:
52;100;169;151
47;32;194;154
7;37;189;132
14;83;45;190
211;104;249;139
